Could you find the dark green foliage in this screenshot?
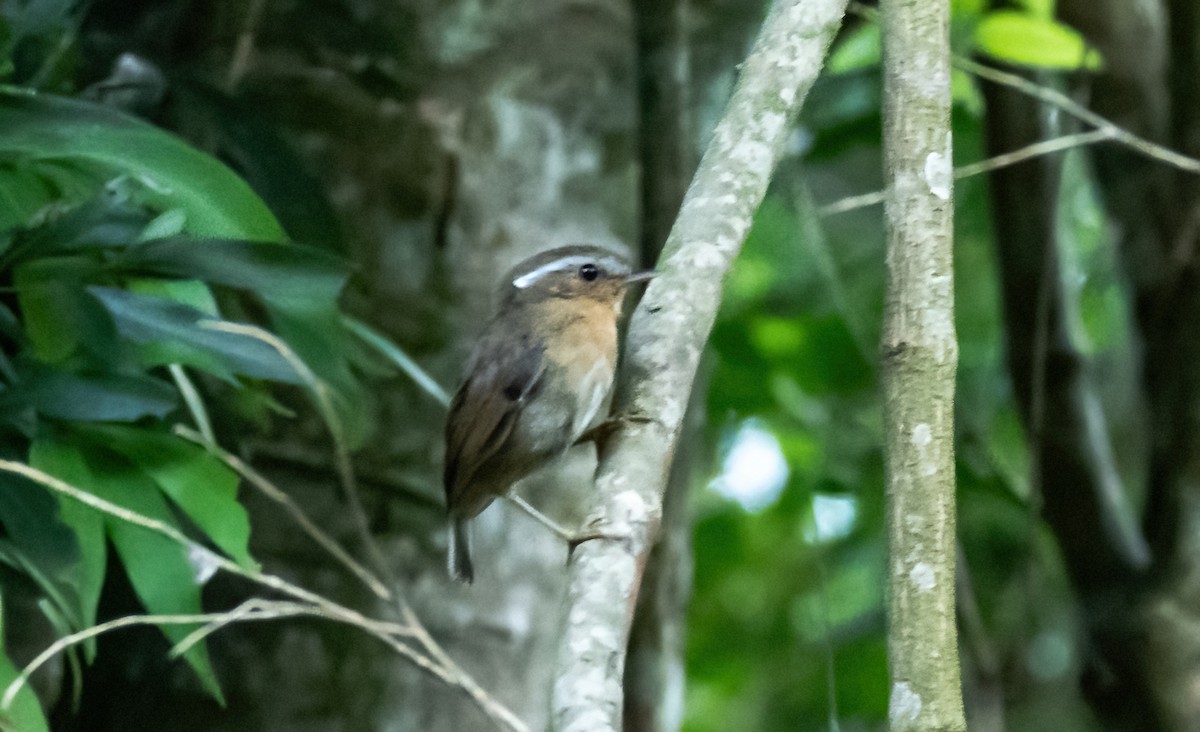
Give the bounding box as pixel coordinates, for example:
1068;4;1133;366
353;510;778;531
0;37;363;721
0;0;1146;729
686;6;1115;730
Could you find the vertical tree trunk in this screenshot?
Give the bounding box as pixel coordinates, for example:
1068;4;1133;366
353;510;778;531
879;0;965;730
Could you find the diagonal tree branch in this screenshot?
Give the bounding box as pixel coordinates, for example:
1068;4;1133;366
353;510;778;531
549;2;848;730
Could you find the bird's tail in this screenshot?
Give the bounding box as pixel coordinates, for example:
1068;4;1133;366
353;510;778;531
448;517;474;584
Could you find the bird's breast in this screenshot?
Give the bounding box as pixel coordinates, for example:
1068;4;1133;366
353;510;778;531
525;300;619;443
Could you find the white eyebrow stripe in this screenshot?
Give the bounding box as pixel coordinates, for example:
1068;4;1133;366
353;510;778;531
512;255;597;289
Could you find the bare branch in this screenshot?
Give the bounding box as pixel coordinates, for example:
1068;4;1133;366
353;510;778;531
549;1;849;729
199;320;389;584
169;364;216;443
3;600;321;709
820;128;1116;216
201;321;527;732
822;4;1200;219
0;459;529;732
955;57;1200;174
174;424;392;601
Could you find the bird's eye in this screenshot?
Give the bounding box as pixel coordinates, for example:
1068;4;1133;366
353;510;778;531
579;263;600;281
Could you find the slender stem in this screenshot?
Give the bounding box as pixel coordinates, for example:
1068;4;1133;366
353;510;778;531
0;459;528;732
173;425;392;601
820;127;1116;216
226;0;269;90
342;315;452;407
169;364;216;444
3;601;319;709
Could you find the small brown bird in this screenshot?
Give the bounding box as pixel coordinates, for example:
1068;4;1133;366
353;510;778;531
443;245;652;583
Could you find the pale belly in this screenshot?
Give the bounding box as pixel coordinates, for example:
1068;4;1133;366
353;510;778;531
511;354;613;456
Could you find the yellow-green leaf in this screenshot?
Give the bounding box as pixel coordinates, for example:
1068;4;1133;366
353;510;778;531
975;12;1102;70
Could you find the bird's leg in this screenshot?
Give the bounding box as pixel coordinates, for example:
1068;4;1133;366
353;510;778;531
573;413;656;447
503;494;629;557
505;494;573;540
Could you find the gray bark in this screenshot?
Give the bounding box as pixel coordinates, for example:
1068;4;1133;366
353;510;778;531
879;0;965;730
549;1;848;729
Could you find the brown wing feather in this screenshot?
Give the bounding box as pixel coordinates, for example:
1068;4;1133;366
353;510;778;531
444;330;545;515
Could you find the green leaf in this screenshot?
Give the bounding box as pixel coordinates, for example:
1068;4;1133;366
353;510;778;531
127;279;219;317
88;286;302;383
270;305;370;447
9;192;150;255
13;256;112;364
137;209;187;242
82;425;256;570
0;604;50;732
0;89;284;241
343;316;451;407
30;438;224;702
117;236;348;309
6;0;75;39
826;23;880;74
28;439;106;655
168;83;346;250
1016;0;1054;19
0;466;84;627
0;162;57;232
80;446;224;703
975;12;1101;70
7;363;177;422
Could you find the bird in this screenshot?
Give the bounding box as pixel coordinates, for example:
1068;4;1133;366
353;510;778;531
443;244;653;583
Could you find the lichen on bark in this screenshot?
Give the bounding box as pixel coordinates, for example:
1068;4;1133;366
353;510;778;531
548;1;849;730
879;0;966;730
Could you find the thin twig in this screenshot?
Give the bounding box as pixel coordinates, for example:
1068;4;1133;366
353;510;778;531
2;600;318;709
0;459;528;732
954;128;1114;179
820;128;1115;215
200;320;392;586
169;364;216;443
825;4;1200;218
173;424;392;601
954;57;1200;174
198;321;528;732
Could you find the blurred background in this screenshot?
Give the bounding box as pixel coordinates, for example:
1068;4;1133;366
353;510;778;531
1;0;1196;730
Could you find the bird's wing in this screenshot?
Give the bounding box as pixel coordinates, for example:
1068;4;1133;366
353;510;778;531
444;333;546;510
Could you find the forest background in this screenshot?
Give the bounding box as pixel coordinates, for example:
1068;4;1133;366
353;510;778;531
1;0;1196;730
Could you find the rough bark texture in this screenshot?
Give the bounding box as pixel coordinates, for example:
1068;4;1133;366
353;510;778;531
879;0;965;730
622;387;703;732
549;1;848;729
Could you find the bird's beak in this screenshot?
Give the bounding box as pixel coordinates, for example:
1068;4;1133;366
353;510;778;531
624;270;656;285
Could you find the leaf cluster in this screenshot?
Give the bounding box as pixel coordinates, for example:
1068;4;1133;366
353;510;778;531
0;9;373;725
